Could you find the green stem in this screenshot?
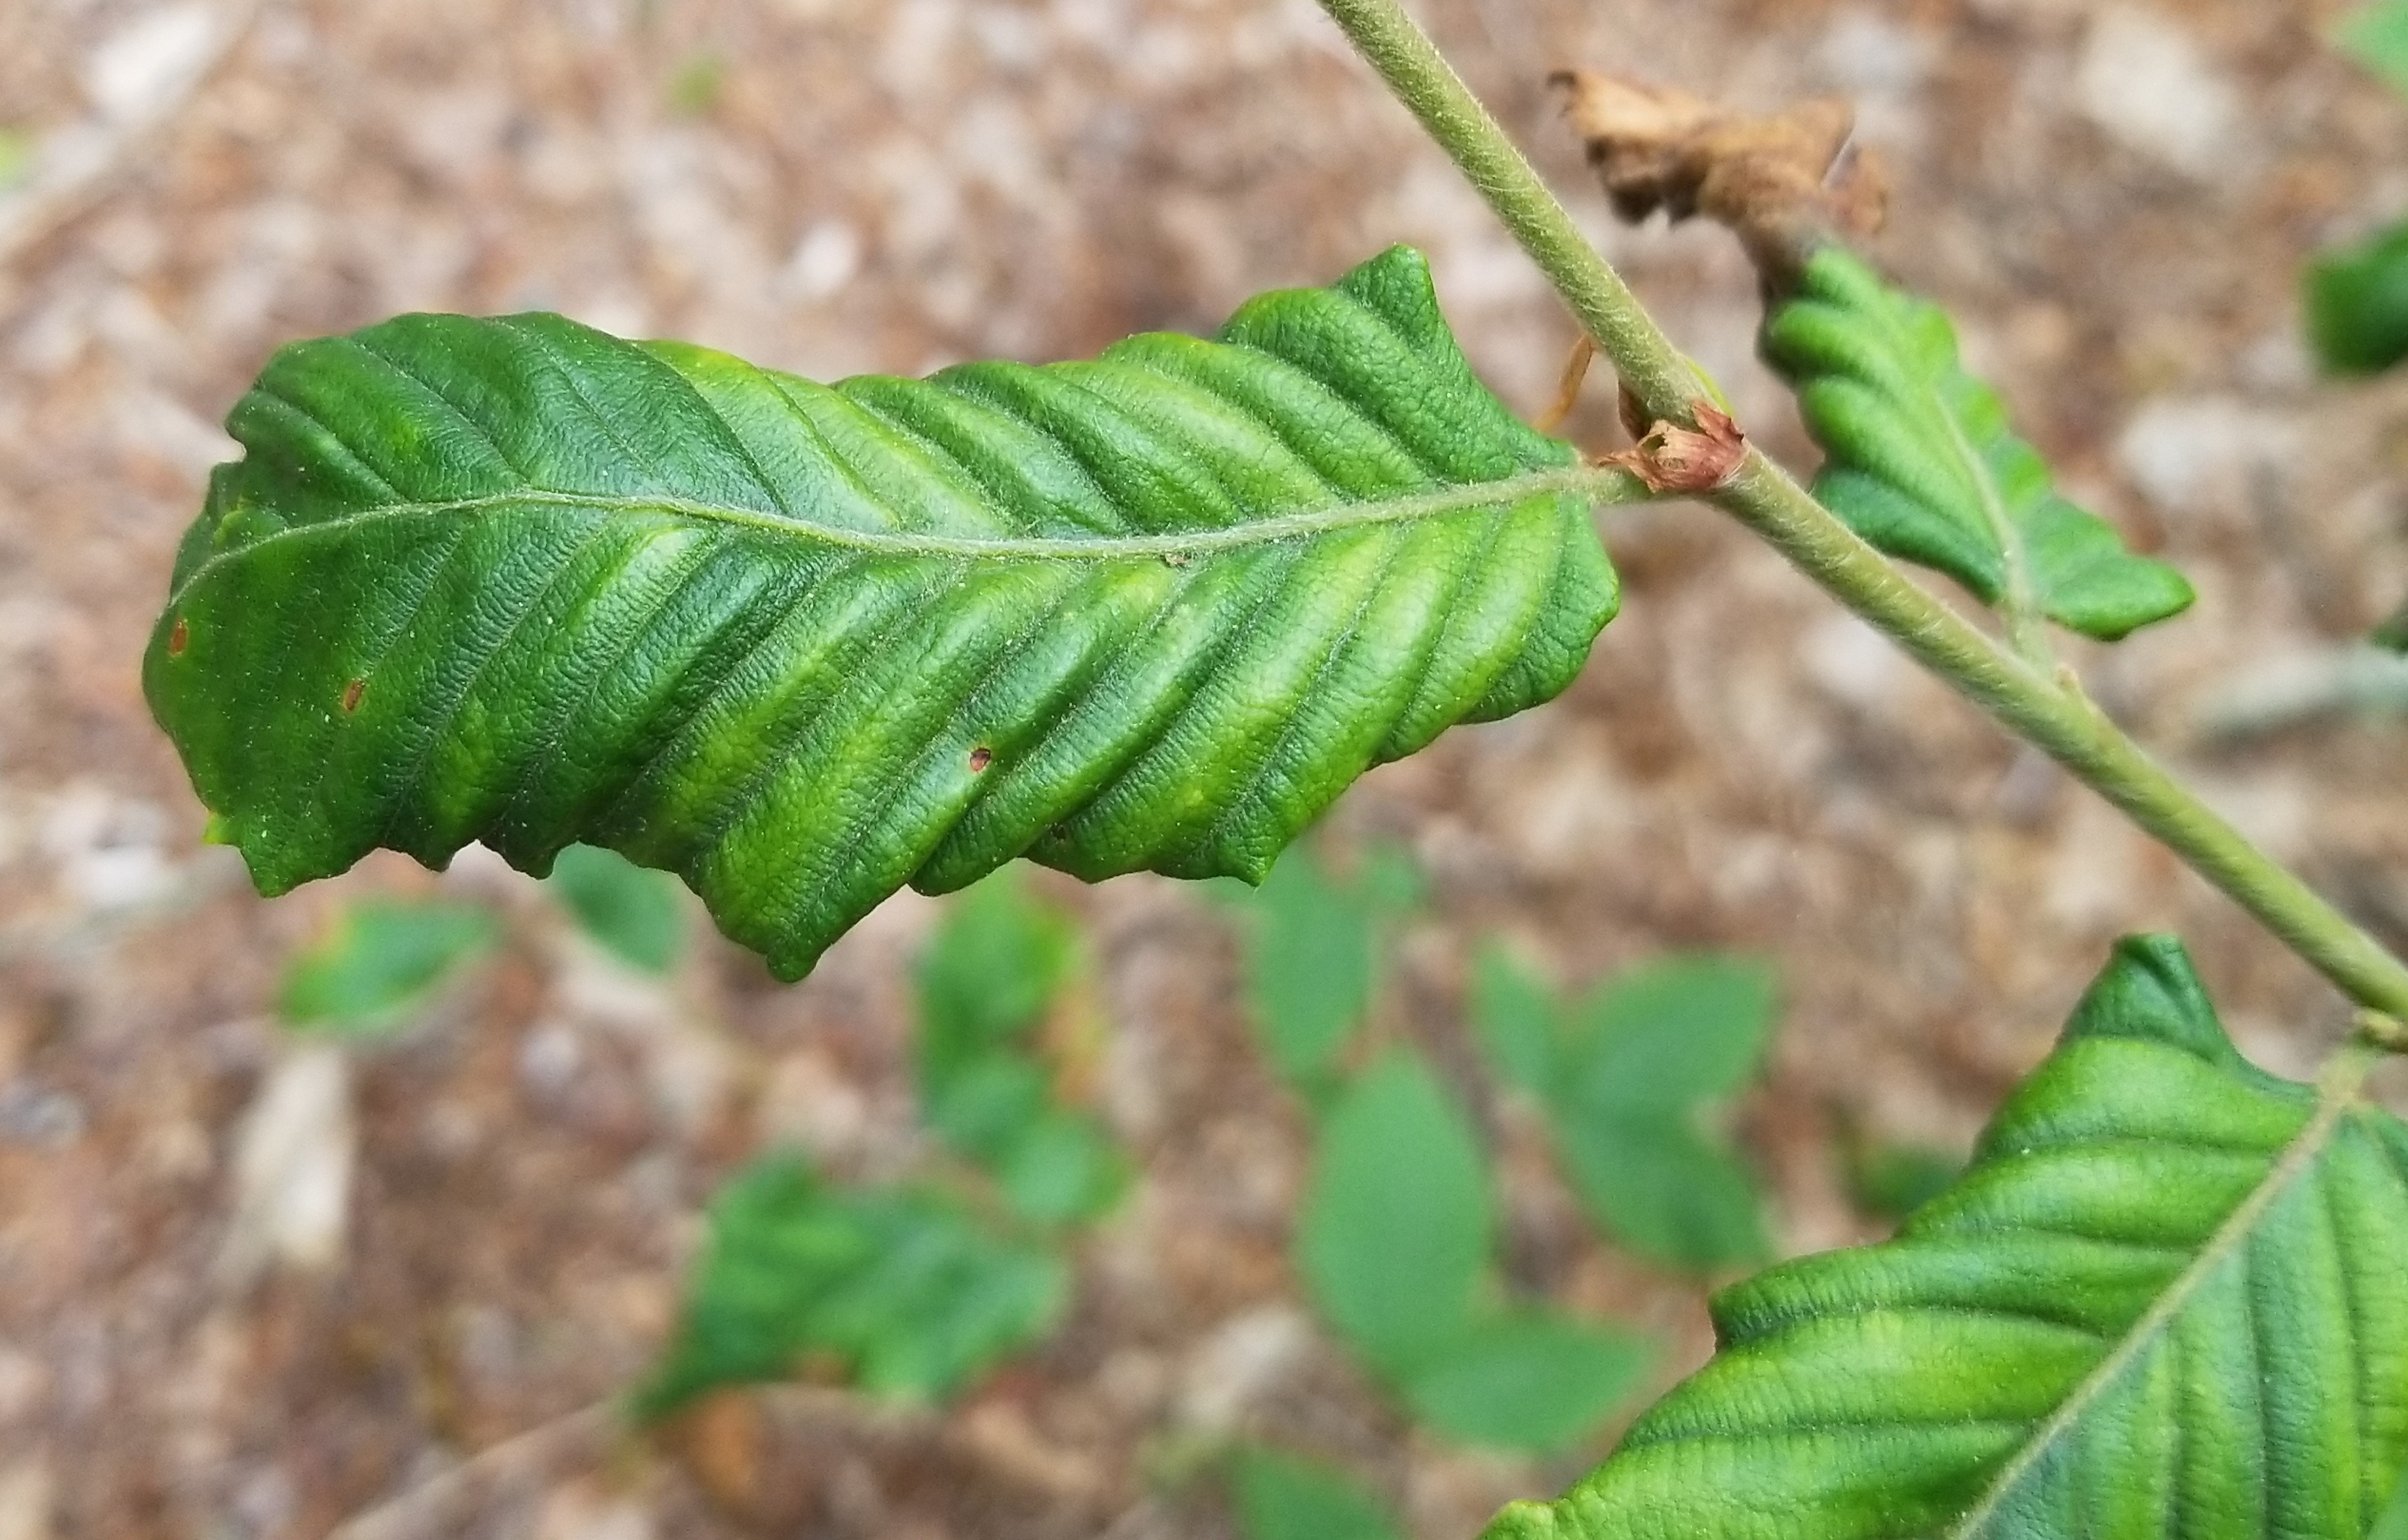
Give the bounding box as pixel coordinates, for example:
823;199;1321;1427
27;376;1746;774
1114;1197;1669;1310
1315;0;2408;1020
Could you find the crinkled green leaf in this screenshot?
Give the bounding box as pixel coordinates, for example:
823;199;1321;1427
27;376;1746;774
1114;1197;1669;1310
146;246;1623;979
1299;1052;1492;1378
1763;250;2192;643
2308;218;2408;378
2339;0;2408;96
637;1155;1066;1419
1232;1450;1404;1540
547;841;686;973
1473;950;1777;1271
277;895;497;1036
1404;1311;1653;1455
1486;936;2408;1540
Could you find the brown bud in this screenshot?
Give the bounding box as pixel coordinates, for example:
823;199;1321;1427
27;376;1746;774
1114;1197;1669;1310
1604;403;1747;494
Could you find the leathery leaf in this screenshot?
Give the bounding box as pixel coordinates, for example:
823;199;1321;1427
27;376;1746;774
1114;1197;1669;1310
147;247;1625;977
1763;250;2193;644
1488;935;2408;1540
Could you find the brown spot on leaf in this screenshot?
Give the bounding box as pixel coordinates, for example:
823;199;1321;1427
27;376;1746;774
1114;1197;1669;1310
968;746;993;773
1553;70;1888;284
168;617;188;656
1603;403;1747;494
342;678;366;714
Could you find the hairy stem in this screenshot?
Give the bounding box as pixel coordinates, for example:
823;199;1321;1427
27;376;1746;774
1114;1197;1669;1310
1315;0;2408;1019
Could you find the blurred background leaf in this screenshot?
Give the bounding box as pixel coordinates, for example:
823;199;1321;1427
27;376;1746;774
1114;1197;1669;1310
1401;1311;1651;1454
276;897;497;1038
639;1155;1067;1420
1475;952;1778;1271
547;843;686;975
1232;848;1380;1096
1230;1448;1402;1540
2338;0;2408;95
2306;219;2408;376
1297;1051;1490;1379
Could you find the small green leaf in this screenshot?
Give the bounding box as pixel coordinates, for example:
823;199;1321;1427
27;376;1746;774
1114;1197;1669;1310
147;246;1623;980
2376;598;2408;654
1231;1450;1404;1540
996;1109;1128;1228
1763;249;2193;643
2308;219;2408;377
1843;1135;1966;1223
1237;847;1378;1091
277;896;497;1036
638;1155;1067;1420
1297;1051;1491;1377
2339;0;2408;95
916;870;1075;1110
1488;936;2408;1540
1470;942;1559;1097
547;842;686;973
1488;953;1778;1272
1553;1116;1769;1273
1404;1311;1652;1454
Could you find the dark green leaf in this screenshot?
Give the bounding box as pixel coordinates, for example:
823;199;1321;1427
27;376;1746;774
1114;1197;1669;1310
1763;249;2193;643
277;895;497;1036
1404;1311;1652;1454
147;246;1623;980
1486;936;2408;1540
1297;1050;1491;1377
2308;219;2408;377
638;1155;1066;1419
2338;0;2408;96
2376;598;2408;654
547;842;686;973
1231;1450;1404;1540
1239;847;1378;1091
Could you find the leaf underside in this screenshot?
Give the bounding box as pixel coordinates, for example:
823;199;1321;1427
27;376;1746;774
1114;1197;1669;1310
147;247;1619;978
1763;250;2193;643
1488;936;2408;1540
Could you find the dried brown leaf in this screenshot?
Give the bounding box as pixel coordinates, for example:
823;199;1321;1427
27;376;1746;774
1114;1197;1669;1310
1603;403;1747;494
1553;69;1888;282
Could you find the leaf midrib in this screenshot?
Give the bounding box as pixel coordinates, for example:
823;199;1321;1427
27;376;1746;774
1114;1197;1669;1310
1945;1045;2381;1537
176;465;1637;604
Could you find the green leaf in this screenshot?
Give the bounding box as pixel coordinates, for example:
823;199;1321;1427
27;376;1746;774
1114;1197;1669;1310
1763;249;2193;643
1471;943;1559;1097
915;870;1075;1121
1842;1135;1966;1224
2380;1466;2408;1540
547;841;686;973
2308;219;2408;377
1485;936;2408;1540
1404;1311;1653;1454
146;246;1623;980
1476;952;1777;1272
277;895;497;1036
2339;0;2408;96
638;1155;1066;1419
1232;1449;1404;1540
995;1108;1128;1228
1297;1050;1492;1377
1238;847;1379;1091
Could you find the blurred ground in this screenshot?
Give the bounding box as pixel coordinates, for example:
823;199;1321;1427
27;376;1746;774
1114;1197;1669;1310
2;0;2407;1536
